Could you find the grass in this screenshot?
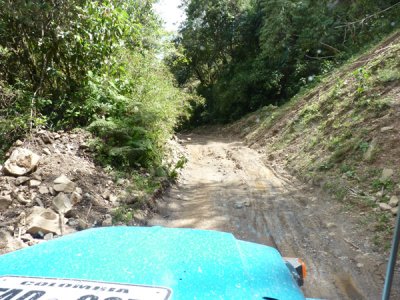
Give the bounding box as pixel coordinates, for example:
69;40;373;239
109;168;169;224
112;205;134;224
322;180;348;201
377;68;400;83
372;178;395;193
223;32;400;253
373;212;393;251
234;31;400;251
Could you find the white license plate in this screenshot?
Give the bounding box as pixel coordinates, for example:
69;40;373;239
0;276;172;300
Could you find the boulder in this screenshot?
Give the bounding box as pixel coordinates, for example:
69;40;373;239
380;126;394;132
30;192;38;201
34;197;44;207
381;168;394;181
379;203;392;211
26;207;63;235
48;187;56;196
31;173;42;181
38;186;49;195
15;176;30;186
53;175;76;193
43;233;54;240
102;214;113;226
109;194;118;203
363;138;377;161
70;192;82;206
52;192;72;214
43;148;51;155
14;140;23;146
3;148;41;176
0;230;27;254
16;193;30;204
389;196;399;208
0;195;12;210
40;133;53;144
29;179;41;187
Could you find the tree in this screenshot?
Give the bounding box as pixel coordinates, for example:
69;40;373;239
171;0;400;124
0;0;191;171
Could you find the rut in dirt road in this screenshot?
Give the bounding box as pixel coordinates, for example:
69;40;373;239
150;132;392;300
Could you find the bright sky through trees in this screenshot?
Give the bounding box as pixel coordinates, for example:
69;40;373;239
154;0;185;32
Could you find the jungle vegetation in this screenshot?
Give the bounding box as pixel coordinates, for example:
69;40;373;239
170;0;400;124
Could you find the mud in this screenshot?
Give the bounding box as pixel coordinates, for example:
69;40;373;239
150;132;398;299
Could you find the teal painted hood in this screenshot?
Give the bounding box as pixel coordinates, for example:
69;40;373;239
0;226;308;299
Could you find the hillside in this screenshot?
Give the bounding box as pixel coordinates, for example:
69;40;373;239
226;31;400;248
0;129;177;254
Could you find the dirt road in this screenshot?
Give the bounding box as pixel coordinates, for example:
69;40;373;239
150;132;394;299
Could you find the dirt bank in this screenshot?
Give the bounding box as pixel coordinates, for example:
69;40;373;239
150;131;399;299
0;129;153;254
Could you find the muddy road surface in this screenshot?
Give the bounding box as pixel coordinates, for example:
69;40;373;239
150;132;395;299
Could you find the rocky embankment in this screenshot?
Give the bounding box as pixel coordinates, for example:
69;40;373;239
0;130;135;254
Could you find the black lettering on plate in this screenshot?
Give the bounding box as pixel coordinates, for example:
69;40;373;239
73;285;91;290
33;283;48;287
92;287;107;292
20;282;34;286
77;296;98;300
115;289;128;294
16;291;45;300
0;289;22;299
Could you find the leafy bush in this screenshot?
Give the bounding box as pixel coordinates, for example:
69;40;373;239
0;0;192;172
87;51;191;170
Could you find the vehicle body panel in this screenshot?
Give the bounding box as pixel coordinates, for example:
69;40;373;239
0;226;309;299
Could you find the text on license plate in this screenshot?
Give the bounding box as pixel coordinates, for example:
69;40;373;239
0;276;171;300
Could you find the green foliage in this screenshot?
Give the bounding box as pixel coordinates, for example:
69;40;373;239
0;0;191;172
376;68;400;82
373;212;393;250
86;51;191;170
0;82;30;157
322;179;347;201
372;178;395;192
340;164;356;178
172;0;400;124
0;0;153;126
359;141;370;154
353;68;372;95
112;206;134;224
167;156;188;180
129;171;161;196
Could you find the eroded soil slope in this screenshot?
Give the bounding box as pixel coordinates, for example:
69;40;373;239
150;131;399;300
0;129;151;254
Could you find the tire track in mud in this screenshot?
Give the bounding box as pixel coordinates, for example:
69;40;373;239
149;132;393;299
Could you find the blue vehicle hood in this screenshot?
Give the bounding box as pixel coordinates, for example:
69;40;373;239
0;226;307;299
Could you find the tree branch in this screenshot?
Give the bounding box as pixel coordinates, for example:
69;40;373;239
335;2;400;29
